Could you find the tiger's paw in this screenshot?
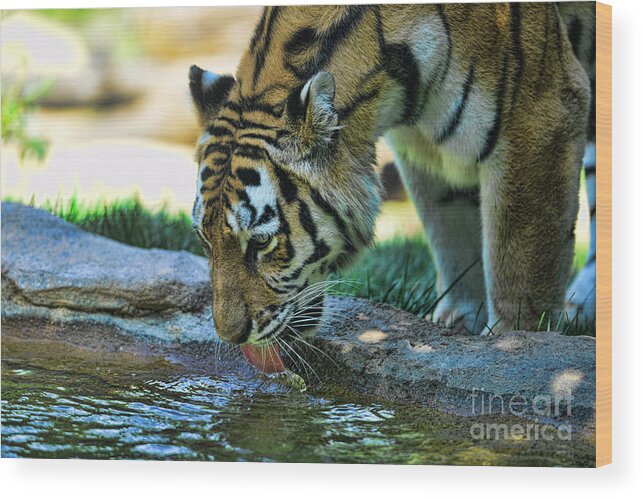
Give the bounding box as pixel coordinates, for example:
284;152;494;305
426;301;487;336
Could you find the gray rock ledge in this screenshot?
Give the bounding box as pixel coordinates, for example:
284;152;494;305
1;202;596;431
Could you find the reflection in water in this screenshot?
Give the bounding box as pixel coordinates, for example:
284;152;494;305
1;339;594;465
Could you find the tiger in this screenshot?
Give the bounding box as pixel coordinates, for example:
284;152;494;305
189;3;596;351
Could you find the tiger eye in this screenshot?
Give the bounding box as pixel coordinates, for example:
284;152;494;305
251;235;272;251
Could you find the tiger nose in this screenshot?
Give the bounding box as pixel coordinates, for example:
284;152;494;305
216;315;252;345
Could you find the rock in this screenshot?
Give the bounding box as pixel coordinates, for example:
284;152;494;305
1;202;212;342
312;297;596;430
1;202;596;431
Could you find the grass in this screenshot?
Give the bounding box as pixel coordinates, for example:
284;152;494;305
12;195;205;256
331;235;439;316
5;196;595;335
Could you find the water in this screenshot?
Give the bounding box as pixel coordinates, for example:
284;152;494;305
1;338;595;466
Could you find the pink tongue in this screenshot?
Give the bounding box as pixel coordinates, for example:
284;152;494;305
240;343;286;373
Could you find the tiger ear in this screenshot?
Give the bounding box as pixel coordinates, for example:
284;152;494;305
285;71;339;149
189;65;235;127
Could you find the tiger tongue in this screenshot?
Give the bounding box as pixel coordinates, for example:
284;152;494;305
240;343;286;373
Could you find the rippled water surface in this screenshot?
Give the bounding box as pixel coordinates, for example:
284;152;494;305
1;339;594;466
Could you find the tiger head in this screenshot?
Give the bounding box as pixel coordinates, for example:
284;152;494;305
189;65;381;346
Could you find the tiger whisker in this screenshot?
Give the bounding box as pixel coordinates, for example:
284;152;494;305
291;313;358;328
287;279;354;305
291;309;358;326
280;331;321;382
276;336;306;377
276;336;302;374
289;334;338;368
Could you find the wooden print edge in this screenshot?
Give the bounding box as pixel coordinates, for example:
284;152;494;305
595;1;612;468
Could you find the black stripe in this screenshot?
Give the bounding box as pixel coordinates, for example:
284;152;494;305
223;193;233;211
566;16;583;59
273;164;298;203
238;119;276;131
553;4;565;65
478;54;509;163
310;188;355;255
242;101;284;119
256;205;275;226
207;125;234;138
237;190;257;227
222;101;242;114
217;115;241;128
204;143;231;159
252;6;282;87
190;70;235;118
234;144;264;161
314;6;368;74
383;42;421;123
537;6;551;94
245;82;291;103
284;6;368;81
437;5;452;84
276;201;290;235
374;6;386;54
509;4;525;111
204;195;221;209
264;279;289;294
286;81;309;121
237;189;250;204
437;188;480;206
210;155;232;167
238;132;278;147
284;26;317;58
337;88;380;121
280;261;306;283
298;200;317;240
435;63;475;143
276;202;296;266
250;8;268;53
305;239;331;265
200;167;216;183
203;175;225;193
584;165;596;176
236;167;261;186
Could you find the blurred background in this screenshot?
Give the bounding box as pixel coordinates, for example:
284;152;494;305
1;7;425;240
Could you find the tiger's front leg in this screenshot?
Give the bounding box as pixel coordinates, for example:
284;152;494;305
387;129;487;335
479;131;585;334
404;169;487;334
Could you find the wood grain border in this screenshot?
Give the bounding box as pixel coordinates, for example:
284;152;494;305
595;1;612;468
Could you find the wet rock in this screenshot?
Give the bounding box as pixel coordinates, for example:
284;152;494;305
1;202;596;430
